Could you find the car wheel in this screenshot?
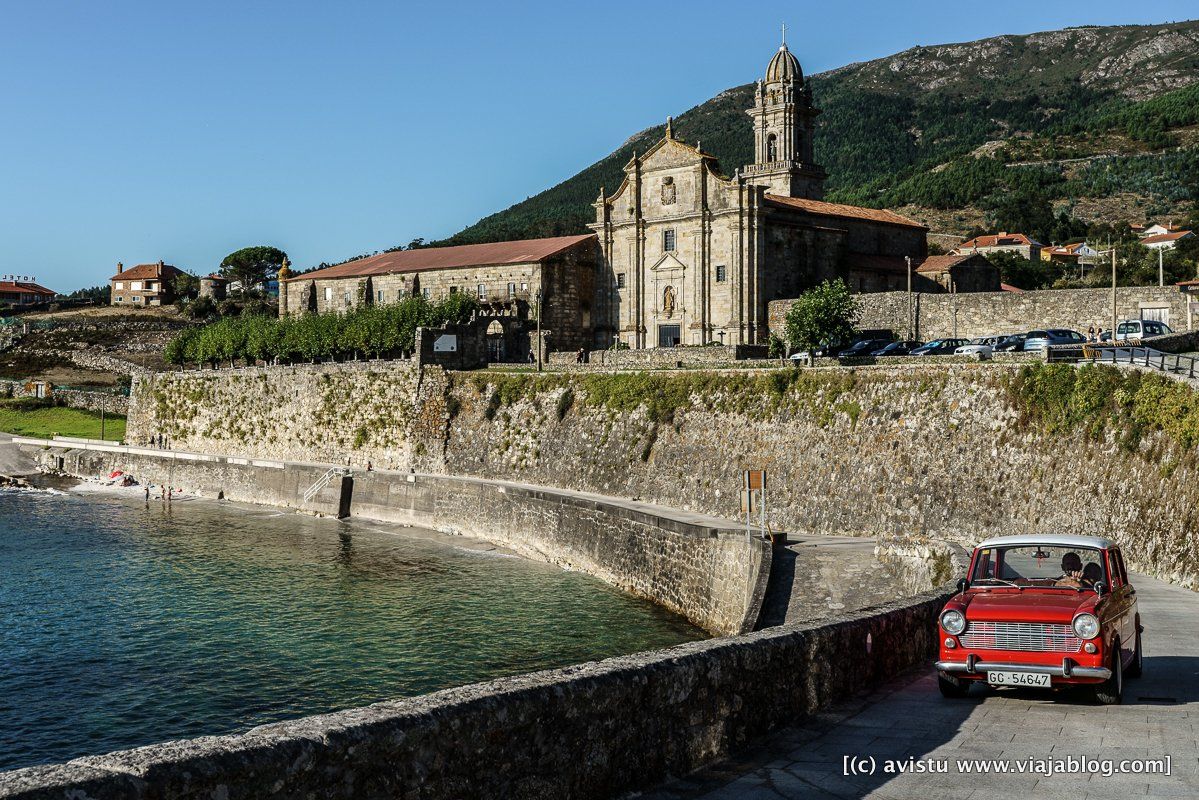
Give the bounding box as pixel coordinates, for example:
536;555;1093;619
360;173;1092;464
1126;627;1143;679
1093;643;1124;705
938;673;970;699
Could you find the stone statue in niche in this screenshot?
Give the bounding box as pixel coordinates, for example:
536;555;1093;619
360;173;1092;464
663;285;676;318
661;176;676;205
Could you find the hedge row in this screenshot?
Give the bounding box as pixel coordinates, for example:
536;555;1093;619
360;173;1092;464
163;295;477;365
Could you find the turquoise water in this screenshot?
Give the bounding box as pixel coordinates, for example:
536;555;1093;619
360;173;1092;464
0;490;701;772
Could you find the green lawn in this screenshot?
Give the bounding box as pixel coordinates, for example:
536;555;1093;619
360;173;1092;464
0;403;126;441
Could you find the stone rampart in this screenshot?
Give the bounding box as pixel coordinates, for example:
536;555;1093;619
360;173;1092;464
352;472;771;635
443;365;1199;591
768;285;1190;341
0;585;950;800
126;359;1199;593
126;360;437;468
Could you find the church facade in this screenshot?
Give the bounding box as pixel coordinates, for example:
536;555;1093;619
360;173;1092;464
588;41;933;348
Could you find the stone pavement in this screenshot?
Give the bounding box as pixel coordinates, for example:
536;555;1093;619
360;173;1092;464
756;536;904;627
638;572;1198;800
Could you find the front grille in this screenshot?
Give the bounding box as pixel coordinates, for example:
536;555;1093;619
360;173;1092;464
959;621;1081;653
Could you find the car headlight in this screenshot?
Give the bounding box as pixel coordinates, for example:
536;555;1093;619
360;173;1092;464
940;610;967;635
1073;612;1100;640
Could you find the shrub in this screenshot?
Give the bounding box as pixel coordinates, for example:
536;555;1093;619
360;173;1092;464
162;295;477;365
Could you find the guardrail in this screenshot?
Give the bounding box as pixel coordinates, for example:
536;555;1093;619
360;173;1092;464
1081;344;1199;379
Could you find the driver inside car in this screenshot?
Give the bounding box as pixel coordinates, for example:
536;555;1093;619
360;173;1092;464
1056;552;1084;587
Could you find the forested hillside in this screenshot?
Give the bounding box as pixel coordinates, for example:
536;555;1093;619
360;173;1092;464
425;21;1199;249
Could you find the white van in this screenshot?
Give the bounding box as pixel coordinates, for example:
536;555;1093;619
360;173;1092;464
1103;319;1174;342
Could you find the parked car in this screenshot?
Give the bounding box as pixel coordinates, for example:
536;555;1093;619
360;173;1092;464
936;534;1141;704
1022;329;1087;351
910;338;969;356
837;338;893;358
870;340;923;356
955;335;1005;356
993;334;1027;352
1098;319;1174;343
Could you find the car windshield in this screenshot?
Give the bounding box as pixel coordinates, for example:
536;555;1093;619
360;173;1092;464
1026;330;1048;339
970;545;1107;590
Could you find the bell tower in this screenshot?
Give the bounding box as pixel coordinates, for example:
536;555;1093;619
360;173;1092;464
743;29;825;199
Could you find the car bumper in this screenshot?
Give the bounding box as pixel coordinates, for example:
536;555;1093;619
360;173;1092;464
936;659;1110;680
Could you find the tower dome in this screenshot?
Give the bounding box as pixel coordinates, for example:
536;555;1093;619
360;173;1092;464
765;43;803;84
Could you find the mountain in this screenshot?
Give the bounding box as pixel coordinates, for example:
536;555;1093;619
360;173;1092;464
428;21;1199;249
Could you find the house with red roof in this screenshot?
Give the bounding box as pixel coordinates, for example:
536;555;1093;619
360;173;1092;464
953;232;1044;261
110;261;185;306
1141;230;1194;250
0;277;56;306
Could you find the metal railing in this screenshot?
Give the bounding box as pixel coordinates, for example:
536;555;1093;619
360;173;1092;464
1082;344;1199;379
302;467;347;503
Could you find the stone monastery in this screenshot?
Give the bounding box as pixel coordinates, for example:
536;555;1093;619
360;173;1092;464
281;39;998;352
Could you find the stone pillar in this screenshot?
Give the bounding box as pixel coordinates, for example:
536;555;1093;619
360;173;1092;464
277;257;292;317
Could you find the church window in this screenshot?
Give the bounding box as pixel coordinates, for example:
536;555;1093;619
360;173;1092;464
616;273;626;289
663;229;676;252
343;290;352;306
507;282;516;297
521;282;528;292
422;288;431;299
715;265;727;283
477;283;486;299
766;134;778;162
324;287;333;302
376;289;384;303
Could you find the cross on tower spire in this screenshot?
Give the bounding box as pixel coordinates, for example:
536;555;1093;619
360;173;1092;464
781;22;786;47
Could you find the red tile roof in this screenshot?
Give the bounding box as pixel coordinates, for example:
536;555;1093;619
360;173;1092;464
111;263;184;281
957;232;1043;250
763;195;926;229
0;281;55;296
290;234;597;282
846;254;986;275
1141;231;1193;245
915;254;976;274
1001;283;1024;293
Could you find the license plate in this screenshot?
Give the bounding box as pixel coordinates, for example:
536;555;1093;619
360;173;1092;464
988;670;1051;688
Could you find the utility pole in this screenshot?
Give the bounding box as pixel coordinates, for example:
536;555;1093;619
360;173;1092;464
535;288;543;373
905;255;913;340
1111;247;1118;342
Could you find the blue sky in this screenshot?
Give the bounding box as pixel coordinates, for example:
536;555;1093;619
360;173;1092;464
1;1;1195;292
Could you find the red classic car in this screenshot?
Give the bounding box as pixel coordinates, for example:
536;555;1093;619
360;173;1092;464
935;534;1142;704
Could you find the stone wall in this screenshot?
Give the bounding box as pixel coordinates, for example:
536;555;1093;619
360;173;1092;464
127;360;1199;591
0;585;950;800
0;381;128;415
351;472;771;636
441;365;1199;591
546;343;768;368
768;285;1191;341
126;360;437;469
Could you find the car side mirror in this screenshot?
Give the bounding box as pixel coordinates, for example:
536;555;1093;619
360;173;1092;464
957;578;970;594
1093;581;1105;598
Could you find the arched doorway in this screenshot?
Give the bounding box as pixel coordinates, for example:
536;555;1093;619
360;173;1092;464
486;320;505;362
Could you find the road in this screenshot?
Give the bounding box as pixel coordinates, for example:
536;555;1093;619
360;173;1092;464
640;572;1199;799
